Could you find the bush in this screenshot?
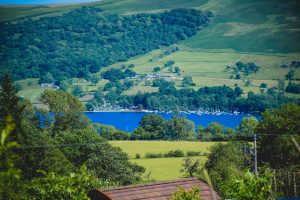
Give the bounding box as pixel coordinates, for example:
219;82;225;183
24;166;112;200
135;153;141;159
260;83;267;88
169;186;202;200
186;151;202;157
145;153;163;158
164;150;185;157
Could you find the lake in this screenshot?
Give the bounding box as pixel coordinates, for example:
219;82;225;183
84;112;261;132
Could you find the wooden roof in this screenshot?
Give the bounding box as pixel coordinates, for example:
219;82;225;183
90;177;221;200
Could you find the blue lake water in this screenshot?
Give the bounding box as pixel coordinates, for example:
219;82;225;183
84;112;261;132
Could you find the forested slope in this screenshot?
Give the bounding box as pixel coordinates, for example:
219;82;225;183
0;6;211;80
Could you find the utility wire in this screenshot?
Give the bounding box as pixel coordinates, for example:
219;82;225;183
15;134;299;149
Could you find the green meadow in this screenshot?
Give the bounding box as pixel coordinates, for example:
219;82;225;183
103;48;300;97
132;156;207;181
110;141;217;181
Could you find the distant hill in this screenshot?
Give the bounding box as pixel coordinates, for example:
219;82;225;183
0;6;211;80
0;0;300;83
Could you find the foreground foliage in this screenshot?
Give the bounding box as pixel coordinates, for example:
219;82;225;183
223;170;275;200
24;166;111;200
169;187;202;200
0;74;145;198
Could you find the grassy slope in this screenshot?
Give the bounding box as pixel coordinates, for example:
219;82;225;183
102;47;300;96
16;78;53;103
184;0;300;53
110;141;215;181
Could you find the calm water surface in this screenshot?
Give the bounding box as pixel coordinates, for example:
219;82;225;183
84;112;261;132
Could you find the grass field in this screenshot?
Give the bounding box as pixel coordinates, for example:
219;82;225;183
16;78;54;103
109;141;217;159
102;48;300;97
132;156;207;181
109;141;217;181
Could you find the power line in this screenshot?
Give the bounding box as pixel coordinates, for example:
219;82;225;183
15;134;299;149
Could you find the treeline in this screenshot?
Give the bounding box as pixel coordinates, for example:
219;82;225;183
89;79;296;113
98;113;260;141
0;75;145;199
0;6;212;81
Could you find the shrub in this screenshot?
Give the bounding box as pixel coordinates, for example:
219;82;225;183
145;153;163;158
135;153;141;159
180;157;201;177
169;186;202;200
164;150;185;157
260;83;267;88
186;151;202;157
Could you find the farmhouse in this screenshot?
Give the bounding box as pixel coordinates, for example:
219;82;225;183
90;177;221;200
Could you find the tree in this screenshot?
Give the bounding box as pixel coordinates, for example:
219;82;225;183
40;90;89;132
59;80;70;92
277;79;285;92
139;114;167;139
131;127;150;140
164;60;175;67
0;74;25;139
205;142;244;196
236;62;244;71
238;116;258;135
86;101;95;111
14;83;23;92
285;69;295;80
124;69;137;78
72;85;85;97
286;81;300;94
102;69;126;81
90;76;100;86
181;157;201;177
204;122;225;140
256;104;300;170
167;116;195;140
174;66;181;74
24;165;111;200
224;170;275;200
153;66;161;72
94;124;130;140
182;76;195;87
87;143;145;185
260;83;267;88
197;126;213;141
39;72;54;84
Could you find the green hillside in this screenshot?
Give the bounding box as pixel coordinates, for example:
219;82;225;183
1;0;300;53
1;0;300;106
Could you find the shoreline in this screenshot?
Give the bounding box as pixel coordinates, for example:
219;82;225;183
85;109;249;116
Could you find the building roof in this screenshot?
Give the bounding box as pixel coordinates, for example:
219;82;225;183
90;177;221;200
